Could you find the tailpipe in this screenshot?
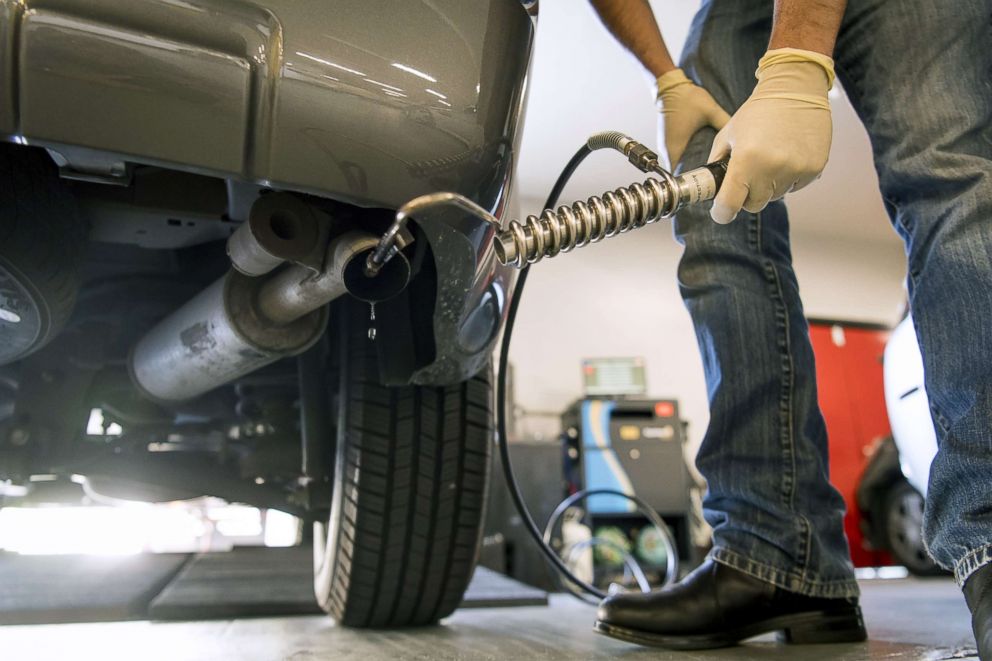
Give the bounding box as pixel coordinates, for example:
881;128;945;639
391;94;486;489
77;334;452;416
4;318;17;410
256;231;410;325
130;230;411;402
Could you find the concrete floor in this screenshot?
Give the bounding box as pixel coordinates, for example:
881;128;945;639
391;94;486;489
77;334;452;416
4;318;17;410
0;578;977;661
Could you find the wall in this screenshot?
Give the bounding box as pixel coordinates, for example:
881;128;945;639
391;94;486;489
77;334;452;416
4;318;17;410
506;222;907;452
506;0;908;461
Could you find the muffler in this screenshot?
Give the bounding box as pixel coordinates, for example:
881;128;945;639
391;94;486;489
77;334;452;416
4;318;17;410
130;228;411;402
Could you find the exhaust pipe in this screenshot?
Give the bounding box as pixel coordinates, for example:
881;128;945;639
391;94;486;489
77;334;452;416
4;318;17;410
256;232;410;324
130;230;411;402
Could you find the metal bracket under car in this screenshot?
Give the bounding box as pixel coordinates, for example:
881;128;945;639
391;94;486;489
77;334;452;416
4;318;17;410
368;196;513;387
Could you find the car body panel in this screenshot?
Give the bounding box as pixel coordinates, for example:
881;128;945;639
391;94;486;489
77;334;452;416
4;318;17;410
21;9;253;173
0;2;15;134
1;0;534;385
3;0;532;211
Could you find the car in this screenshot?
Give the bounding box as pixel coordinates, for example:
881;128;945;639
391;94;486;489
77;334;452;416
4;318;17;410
883;314;939;499
857;314;942;576
0;0;536;627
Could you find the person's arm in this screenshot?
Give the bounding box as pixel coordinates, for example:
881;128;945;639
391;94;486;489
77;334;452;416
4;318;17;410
707;0;847;223
588;0;730;169
769;0;846;55
589;0;676;77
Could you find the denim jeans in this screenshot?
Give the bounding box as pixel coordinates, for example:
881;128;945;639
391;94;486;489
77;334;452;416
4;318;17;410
676;0;992;597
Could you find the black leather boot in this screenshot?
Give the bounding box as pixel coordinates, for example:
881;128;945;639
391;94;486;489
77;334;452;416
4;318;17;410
595;559;867;649
964;563;992;660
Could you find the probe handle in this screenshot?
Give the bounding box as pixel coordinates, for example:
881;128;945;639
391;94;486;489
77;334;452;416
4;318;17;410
705;158;729;194
673;158;729;207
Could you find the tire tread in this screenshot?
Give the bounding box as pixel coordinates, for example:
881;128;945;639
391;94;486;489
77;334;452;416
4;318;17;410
325;301;492;627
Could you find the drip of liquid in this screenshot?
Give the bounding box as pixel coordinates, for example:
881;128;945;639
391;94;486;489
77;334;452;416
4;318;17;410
368;302;377;341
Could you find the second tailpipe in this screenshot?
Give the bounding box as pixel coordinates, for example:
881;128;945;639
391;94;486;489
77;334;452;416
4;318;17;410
494;161;727;268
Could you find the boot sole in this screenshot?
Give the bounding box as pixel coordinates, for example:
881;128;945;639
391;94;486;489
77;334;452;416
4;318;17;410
594;607;867;650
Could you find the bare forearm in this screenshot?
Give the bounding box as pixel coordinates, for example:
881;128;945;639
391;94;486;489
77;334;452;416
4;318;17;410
769;0;847;56
589;0;676;78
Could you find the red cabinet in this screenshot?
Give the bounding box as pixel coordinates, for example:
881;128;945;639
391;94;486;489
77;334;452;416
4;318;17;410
808;320;894;568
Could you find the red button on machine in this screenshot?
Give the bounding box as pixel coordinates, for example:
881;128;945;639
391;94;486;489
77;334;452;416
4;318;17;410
654;402;675;418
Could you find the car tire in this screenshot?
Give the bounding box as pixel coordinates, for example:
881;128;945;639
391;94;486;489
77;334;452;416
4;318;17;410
0;144;85;365
883;479;945;577
313;299;492;627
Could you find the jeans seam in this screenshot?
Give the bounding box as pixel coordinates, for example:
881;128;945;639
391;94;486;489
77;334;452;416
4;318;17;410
954;542;992;587
754;210;806;572
799;515;813;585
776;264;804;570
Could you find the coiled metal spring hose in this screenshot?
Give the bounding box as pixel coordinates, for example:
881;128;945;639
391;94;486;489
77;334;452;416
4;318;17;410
365;131;685;277
494;158;726;267
494;176;677;267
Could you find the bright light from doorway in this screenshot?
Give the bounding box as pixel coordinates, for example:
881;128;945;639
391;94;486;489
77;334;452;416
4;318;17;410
0;506;176;555
0;503;299;555
264;509;300;547
855;565;910;580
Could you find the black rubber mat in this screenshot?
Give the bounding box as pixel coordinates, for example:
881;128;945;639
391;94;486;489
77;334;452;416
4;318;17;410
0;552;190;625
0;546;547;624
149;546;548;620
148;546;323;620
460;565;549;608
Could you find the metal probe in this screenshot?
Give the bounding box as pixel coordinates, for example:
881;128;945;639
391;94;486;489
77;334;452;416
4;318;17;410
364;132;727;276
363;193;500;278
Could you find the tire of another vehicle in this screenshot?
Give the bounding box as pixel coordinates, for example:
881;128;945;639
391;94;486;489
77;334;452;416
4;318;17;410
0;144;86;365
883;479;945;577
313;300;493;627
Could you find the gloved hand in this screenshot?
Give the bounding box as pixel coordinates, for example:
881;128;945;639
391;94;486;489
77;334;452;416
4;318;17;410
656;69;731;170
707;48;835;224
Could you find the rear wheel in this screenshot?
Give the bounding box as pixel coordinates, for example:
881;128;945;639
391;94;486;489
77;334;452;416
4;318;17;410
313;301;493;627
0;144;85;365
883;479;944;576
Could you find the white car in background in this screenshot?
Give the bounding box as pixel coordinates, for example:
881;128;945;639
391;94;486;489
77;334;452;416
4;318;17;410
883;315;939;498
859;314;942;575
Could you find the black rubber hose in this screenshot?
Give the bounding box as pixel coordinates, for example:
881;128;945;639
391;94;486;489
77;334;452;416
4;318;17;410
495;144;612;600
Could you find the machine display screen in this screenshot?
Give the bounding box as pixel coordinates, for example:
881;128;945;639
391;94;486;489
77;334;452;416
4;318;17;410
581;357;647;396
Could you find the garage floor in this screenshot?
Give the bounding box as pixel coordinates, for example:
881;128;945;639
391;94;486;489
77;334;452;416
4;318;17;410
0;578;976;660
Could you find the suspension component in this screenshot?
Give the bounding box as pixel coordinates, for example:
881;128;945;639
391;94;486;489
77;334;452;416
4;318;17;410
494;160;727;268
226;192;323;277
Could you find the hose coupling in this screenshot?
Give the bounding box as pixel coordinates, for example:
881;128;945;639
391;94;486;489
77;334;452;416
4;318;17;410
586;130;662;174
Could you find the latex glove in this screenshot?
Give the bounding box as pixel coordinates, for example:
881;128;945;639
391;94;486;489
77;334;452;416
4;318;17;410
708;48;835;224
656;69;731;170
